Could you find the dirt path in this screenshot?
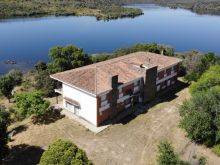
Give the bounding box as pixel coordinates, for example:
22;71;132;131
7;87;220;165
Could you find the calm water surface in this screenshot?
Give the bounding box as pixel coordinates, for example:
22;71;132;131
0;4;220;74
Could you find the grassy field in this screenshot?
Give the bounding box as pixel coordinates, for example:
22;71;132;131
3;80;220;165
0;0;143;20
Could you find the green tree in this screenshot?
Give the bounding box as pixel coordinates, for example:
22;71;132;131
180;87;220;146
39;139;92;165
184;53;220;82
157;141;189;165
0;107;10;160
35;61;48;72
91;54;112;63
114;43;175;57
0;76;15;102
34;70;57;97
181;51;202;81
190;65;220;94
180;109;214;144
15;91;50;118
48;45;92;74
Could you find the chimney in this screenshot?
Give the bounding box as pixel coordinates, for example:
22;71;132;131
110;75;118;89
142;65;158;103
109;75;119;120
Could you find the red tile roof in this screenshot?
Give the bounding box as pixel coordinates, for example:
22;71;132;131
51;52;182;95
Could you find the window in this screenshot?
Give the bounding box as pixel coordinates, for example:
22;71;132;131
65;101;80;115
166;68;171;76
101;94;107;101
101;100;108;107
158;71;164;79
66;102;73;111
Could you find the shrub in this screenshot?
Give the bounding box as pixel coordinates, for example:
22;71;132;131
157;141;189;165
213;144;220;157
157;141;179;165
39;139;92;165
198;156;207;165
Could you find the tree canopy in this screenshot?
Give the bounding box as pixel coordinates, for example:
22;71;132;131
34;69;57;97
35;61;48;72
7;69;23;86
184;53;220;82
48;45;92;74
180;86;220;146
114;43;175;57
0;76;15;102
190;65;220;94
0;107;10;160
15;91;50;118
39;139;92;165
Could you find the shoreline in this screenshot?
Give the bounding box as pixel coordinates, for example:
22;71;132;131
0;1;143;21
1;1;220;21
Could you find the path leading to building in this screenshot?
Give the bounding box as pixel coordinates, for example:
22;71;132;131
7;85;220;165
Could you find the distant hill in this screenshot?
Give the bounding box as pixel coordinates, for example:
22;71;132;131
0;0;220;19
0;0;143;20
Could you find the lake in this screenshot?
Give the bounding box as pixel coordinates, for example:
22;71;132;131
0;4;220;74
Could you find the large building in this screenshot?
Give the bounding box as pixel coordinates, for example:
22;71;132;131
50;52;182;126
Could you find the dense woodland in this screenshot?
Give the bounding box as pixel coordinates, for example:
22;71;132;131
1;0;220;20
121;0;220;15
0;0;143;20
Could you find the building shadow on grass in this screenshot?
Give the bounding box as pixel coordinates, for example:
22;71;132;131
32;106;65;125
114;80;190;125
2;144;44;165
